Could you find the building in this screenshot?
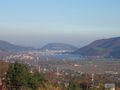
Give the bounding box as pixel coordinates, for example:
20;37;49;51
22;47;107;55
105;83;115;90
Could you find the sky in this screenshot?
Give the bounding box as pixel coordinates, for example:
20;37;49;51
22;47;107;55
0;0;120;48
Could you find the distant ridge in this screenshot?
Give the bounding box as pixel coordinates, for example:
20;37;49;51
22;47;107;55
39;43;78;51
74;37;120;58
0;40;35;52
0;41;78;52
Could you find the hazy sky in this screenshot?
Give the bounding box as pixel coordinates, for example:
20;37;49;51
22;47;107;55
0;0;120;48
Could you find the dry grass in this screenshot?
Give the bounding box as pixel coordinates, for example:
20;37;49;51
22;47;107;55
0;60;8;77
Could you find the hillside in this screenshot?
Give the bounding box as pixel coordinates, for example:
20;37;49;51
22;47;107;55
0;60;8;77
74;37;120;58
0;40;35;52
40;43;78;51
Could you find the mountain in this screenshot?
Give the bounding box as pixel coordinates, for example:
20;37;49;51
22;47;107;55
0;41;78;52
0;40;35;52
40;43;78;51
74;37;120;58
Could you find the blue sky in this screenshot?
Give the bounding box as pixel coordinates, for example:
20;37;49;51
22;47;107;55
0;0;120;48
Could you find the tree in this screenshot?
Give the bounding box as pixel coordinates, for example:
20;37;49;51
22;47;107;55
94;82;104;90
27;70;46;90
67;80;81;90
4;62;30;90
4;62;46;90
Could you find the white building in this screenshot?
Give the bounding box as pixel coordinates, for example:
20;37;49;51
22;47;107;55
105;83;115;90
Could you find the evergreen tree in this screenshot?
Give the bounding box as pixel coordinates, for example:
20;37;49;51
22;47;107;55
4;62;46;90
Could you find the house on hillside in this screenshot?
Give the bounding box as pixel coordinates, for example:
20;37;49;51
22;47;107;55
105;83;115;90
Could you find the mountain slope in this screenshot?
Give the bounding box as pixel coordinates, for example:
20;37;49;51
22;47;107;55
40;43;78;51
0;40;35;52
74;37;120;58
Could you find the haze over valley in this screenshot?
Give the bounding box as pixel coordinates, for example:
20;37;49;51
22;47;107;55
0;0;120;90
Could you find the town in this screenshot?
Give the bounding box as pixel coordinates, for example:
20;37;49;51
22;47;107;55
0;50;120;90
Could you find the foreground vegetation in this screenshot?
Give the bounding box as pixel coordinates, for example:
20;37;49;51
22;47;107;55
0;61;120;90
1;62;61;90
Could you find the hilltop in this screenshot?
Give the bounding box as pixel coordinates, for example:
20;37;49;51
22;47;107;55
74;37;120;58
40;43;78;51
0;40;35;52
